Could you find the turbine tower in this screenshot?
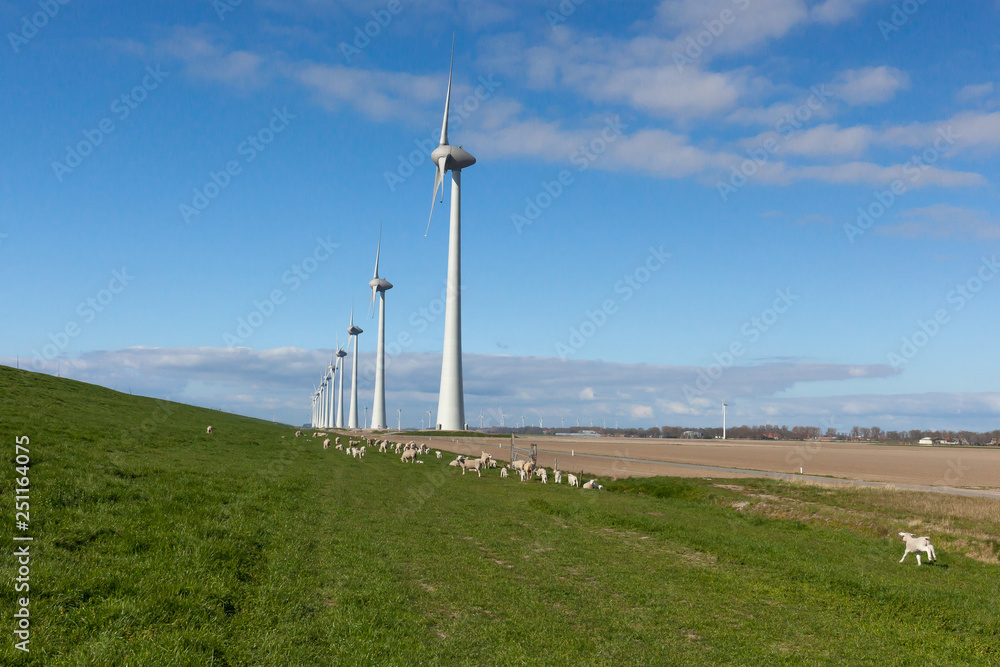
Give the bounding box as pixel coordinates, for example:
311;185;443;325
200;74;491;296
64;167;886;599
426;34;476;431
335;339;347;428
369;224;393;430
347;307;363;429
722;402;728;440
326;354;336;428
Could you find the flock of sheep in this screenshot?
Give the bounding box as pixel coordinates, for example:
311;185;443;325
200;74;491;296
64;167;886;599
278;428;940;565
291;429;604;491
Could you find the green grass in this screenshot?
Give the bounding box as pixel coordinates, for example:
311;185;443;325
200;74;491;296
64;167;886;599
1;367;998;665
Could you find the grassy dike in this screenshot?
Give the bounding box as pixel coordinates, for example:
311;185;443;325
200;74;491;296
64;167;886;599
1;366;998;665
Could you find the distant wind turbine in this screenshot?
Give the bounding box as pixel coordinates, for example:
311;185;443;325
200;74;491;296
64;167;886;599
426;34;476;432
347;306;363;429
335;338;347;428
369;223;393;430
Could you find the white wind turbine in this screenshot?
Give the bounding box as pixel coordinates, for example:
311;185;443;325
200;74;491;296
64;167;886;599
369;223;393;430
325;353;336;428
347;306;363;429
722;401;728;440
426;34;476;432
335;338;347;428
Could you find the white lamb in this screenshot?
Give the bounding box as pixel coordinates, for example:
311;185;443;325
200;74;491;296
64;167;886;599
460;458;483;477
582;479;603;490
567;474;579;488
519;468;528;482
538;469;548;484
335;444;343;451
898;532;936;565
323;438;330;450
295;430;302;437
436;451;442;459
358;446;366;458
402;449;417;463
500;466;509;478
206;426;213;434
554;470;562;484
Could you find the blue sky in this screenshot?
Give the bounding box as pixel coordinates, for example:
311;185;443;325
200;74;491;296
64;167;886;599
2;0;998;431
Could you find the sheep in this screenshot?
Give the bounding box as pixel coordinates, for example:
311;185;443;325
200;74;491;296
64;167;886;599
335;444;343;451
436;450;442;459
460;458;483;477
449;456;464;467
323;438;331;450
378;441;387;453
519;468;528;482
524;461;536;478
295;430;302;437
554;470;562;485
206;426;213;434
335;436;341;446
567;474;579;488
899;532;936;565
511;459;529;472
538;469;548;484
358;446;366;458
402;449;417;463
500;466;509;478
582;479;603;490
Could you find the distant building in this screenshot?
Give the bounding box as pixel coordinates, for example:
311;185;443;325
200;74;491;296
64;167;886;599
683;430;704;439
918;437;934;446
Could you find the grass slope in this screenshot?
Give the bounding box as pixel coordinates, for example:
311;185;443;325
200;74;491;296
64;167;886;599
1;367;998;665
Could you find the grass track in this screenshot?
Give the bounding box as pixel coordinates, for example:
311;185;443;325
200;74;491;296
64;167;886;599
1;367;998;665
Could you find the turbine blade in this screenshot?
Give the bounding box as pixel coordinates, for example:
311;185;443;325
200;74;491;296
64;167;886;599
373;220;382;279
440;32;455;147
368;285;377;319
425;155;448;236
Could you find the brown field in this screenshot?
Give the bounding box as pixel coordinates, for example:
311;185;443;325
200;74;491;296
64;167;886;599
400;434;1000;492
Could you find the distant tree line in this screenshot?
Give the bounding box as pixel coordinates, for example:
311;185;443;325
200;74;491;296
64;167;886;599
498;424;1000;445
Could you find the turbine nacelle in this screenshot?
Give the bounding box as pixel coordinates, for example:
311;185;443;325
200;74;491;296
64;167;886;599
369;277;393;292
431;145;477;173
348;325;363;336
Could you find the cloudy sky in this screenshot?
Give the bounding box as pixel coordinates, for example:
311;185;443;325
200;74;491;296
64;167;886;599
2;0;998;431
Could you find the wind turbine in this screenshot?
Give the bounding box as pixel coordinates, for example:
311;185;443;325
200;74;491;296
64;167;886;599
326;353;336;428
722;402;728;440
347;306;363;429
397;408;402;431
369;223;393;430
335;338;347;428
479;410;485;429
499;407;505;428
426;34;476;432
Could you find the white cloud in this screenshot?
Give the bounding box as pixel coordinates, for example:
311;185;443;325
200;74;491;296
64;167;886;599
957;82;995;103
810;0;879;23
881;205;1000;240
831;66;910;105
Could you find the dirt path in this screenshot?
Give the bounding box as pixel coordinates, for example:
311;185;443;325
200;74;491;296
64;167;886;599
388;434;1000;496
